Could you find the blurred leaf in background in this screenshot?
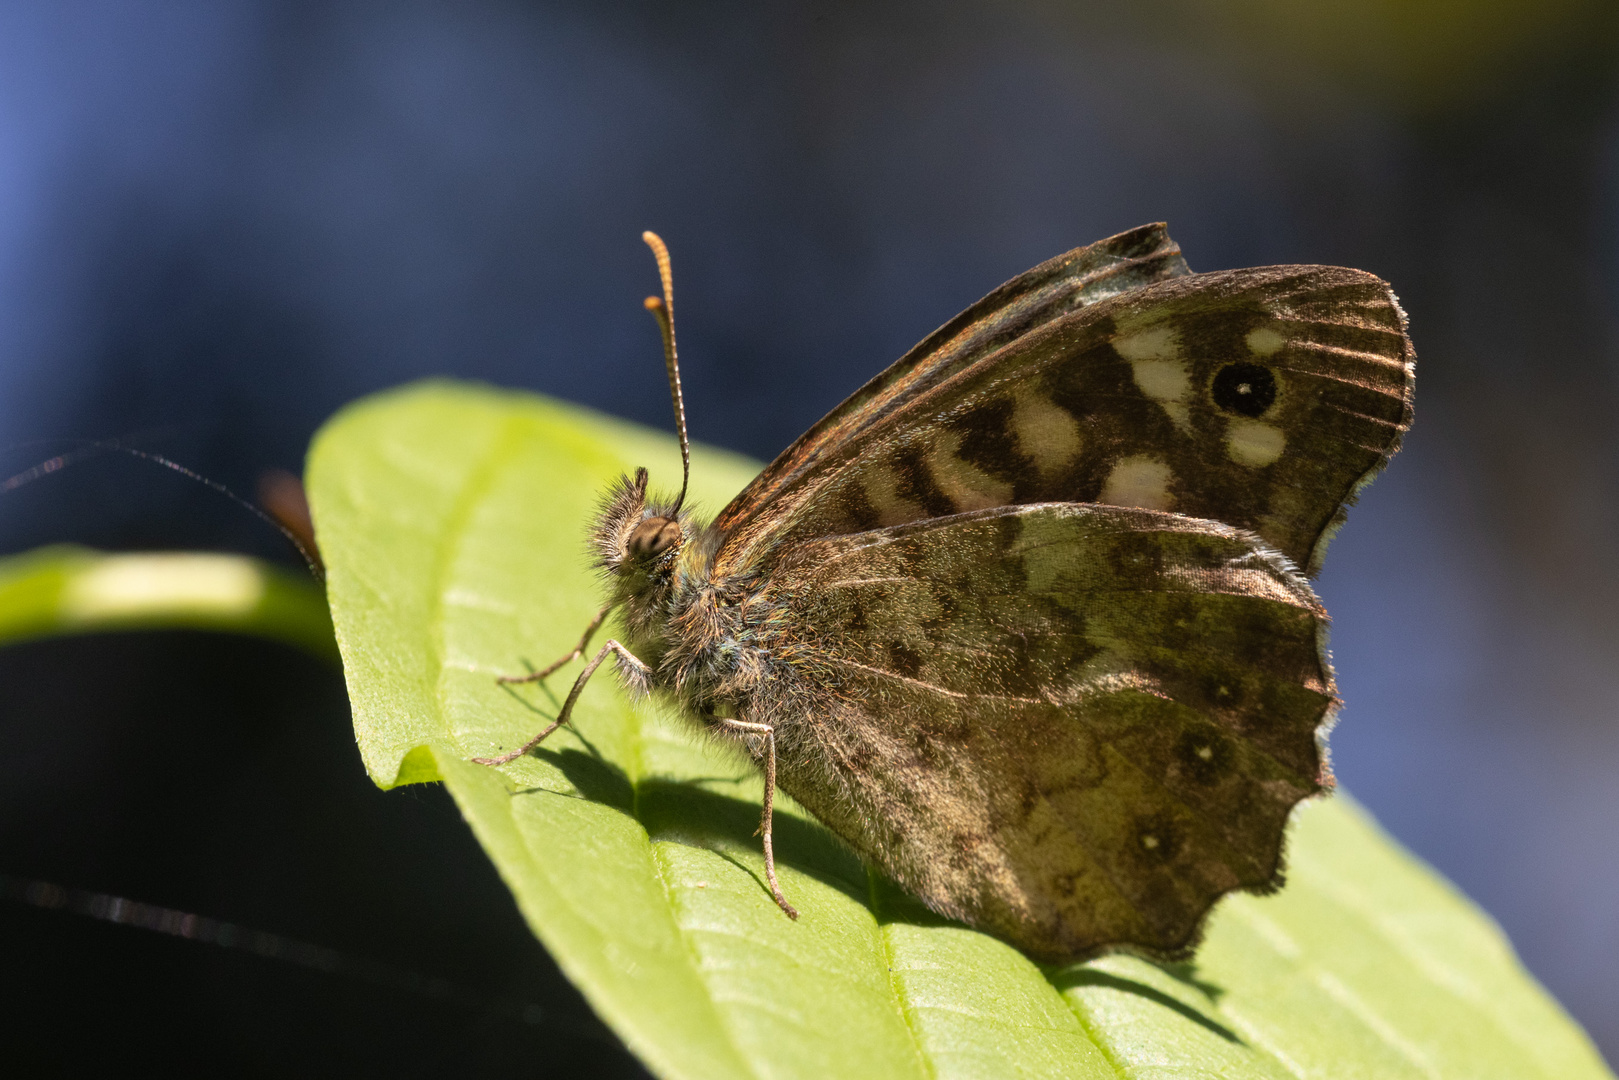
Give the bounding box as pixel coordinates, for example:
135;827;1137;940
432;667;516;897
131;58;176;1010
0;545;335;660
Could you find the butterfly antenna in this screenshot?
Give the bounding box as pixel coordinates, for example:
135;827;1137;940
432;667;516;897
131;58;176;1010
641;230;690;515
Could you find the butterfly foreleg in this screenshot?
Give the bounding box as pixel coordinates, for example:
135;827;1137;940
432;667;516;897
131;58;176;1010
474;638;649;766
716;716;800;921
497;604;614;684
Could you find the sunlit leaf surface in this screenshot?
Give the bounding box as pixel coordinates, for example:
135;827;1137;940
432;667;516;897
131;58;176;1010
308;380;1610;1080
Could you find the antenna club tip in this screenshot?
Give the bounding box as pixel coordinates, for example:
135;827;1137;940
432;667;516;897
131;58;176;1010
642;229;666;250
644;295;664;312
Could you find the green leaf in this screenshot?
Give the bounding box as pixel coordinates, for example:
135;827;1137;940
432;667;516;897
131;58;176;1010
308;379;1612;1080
0;544;336;661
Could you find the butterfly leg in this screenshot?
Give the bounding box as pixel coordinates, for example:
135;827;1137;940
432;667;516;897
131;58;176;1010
474;639;648;766
716;717;800;920
497;604;613;684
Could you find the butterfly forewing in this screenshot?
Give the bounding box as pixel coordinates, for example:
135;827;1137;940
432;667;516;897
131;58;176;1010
752;503;1332;961
714;222;1191;555
714;262;1413;577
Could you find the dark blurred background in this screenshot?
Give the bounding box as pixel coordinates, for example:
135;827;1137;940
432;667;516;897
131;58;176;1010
1;1;1615;1073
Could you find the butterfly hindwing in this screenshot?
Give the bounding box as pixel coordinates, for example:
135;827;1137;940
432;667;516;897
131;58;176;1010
754;502;1333;961
715;255;1413;577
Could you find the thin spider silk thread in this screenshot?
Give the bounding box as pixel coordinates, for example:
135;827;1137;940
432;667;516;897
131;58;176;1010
0;438;322;580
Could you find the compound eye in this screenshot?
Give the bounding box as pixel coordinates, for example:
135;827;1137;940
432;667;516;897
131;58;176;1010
627;515;682;558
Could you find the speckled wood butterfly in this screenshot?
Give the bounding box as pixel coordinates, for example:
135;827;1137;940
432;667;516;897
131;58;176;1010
475;224;1415;962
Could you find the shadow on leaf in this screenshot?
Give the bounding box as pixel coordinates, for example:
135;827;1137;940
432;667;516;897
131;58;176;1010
511;744;1240;1047
1048;968;1241;1044
528;746;636;813
635;777;868;901
1163;960;1227;1004
867;872;953;930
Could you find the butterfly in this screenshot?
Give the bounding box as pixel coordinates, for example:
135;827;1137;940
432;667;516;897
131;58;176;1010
475;224;1415;963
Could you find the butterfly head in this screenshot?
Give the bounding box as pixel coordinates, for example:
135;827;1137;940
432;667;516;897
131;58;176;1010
594;466;686;578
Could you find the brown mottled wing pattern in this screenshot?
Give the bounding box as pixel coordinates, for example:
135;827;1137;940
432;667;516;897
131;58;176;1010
759;503;1333;961
716;258;1413;578
713;222;1190;545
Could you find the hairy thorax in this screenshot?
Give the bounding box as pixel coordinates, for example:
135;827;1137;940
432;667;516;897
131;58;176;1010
591;475;791;739
660;538;775;709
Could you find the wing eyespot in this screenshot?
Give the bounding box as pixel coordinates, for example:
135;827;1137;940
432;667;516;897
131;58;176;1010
1211;362;1278;417
1133;814;1184;864
1175;729;1234;785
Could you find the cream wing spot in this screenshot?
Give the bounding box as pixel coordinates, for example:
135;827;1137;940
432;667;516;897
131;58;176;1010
862;463;925;526
1129;359;1193;433
929;433;1013;512
1011;391;1082;477
1098;456;1175;511
1246;326;1285;356
1226;419;1287;467
1130;359;1191;403
1116;323;1193;434
1113;323;1179;362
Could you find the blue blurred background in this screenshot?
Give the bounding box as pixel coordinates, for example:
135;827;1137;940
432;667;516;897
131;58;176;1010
1;1;1615;1071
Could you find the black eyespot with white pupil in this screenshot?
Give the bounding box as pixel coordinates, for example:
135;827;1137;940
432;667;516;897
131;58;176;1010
1212;362;1277;417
